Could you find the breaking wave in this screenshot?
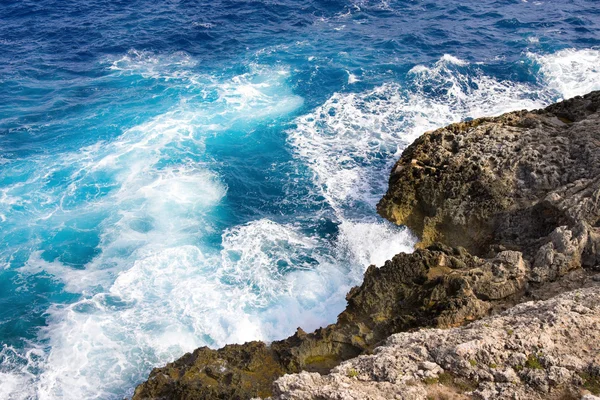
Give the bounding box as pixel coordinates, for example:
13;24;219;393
1;30;599;400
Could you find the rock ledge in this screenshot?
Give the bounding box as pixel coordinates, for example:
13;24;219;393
272;286;600;400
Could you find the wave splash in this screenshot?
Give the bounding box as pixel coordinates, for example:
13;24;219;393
1;58;307;399
2;47;600;400
531;48;600;100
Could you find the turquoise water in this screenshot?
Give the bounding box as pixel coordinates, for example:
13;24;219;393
1;1;600;398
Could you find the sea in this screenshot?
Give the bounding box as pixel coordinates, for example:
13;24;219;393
0;0;599;398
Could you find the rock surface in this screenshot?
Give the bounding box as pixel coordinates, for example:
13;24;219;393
271;286;600;400
133;92;600;400
377;91;600;265
132;244;538;399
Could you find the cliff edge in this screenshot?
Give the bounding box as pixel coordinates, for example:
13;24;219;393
133;91;600;400
272;286;600;400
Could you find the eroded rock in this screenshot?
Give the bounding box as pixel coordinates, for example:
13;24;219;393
378;91;600;269
271;287;600;400
133;92;600;400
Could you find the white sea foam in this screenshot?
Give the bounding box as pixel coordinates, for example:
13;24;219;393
18;111;226;294
0;345;44;400
530;48;600;100
439;53;469;66
0;373;23;400
36;247;238;400
289;55;548;215
108;50;197;80
3;47;599;400
336;221;414;269
347;71;360;84
289;84;409;211
229;218;414;340
192;22;215;29
219;220;321;307
406;55;548;120
3;57;307;399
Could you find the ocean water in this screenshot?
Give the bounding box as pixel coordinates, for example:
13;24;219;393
0;0;599;398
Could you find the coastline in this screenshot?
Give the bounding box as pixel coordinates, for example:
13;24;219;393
133;91;600;400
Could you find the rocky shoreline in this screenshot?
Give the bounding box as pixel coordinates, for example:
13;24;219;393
272;286;600;400
132;91;600;400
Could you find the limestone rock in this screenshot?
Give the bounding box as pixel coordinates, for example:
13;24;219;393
271;287;600;400
377;91;600;272
132;341;285;400
133;92;600;400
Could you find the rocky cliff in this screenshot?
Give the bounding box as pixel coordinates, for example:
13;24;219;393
272;286;600;400
132;91;600;400
377;91;600;266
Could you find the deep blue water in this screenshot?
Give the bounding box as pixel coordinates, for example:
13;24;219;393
0;0;599;398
